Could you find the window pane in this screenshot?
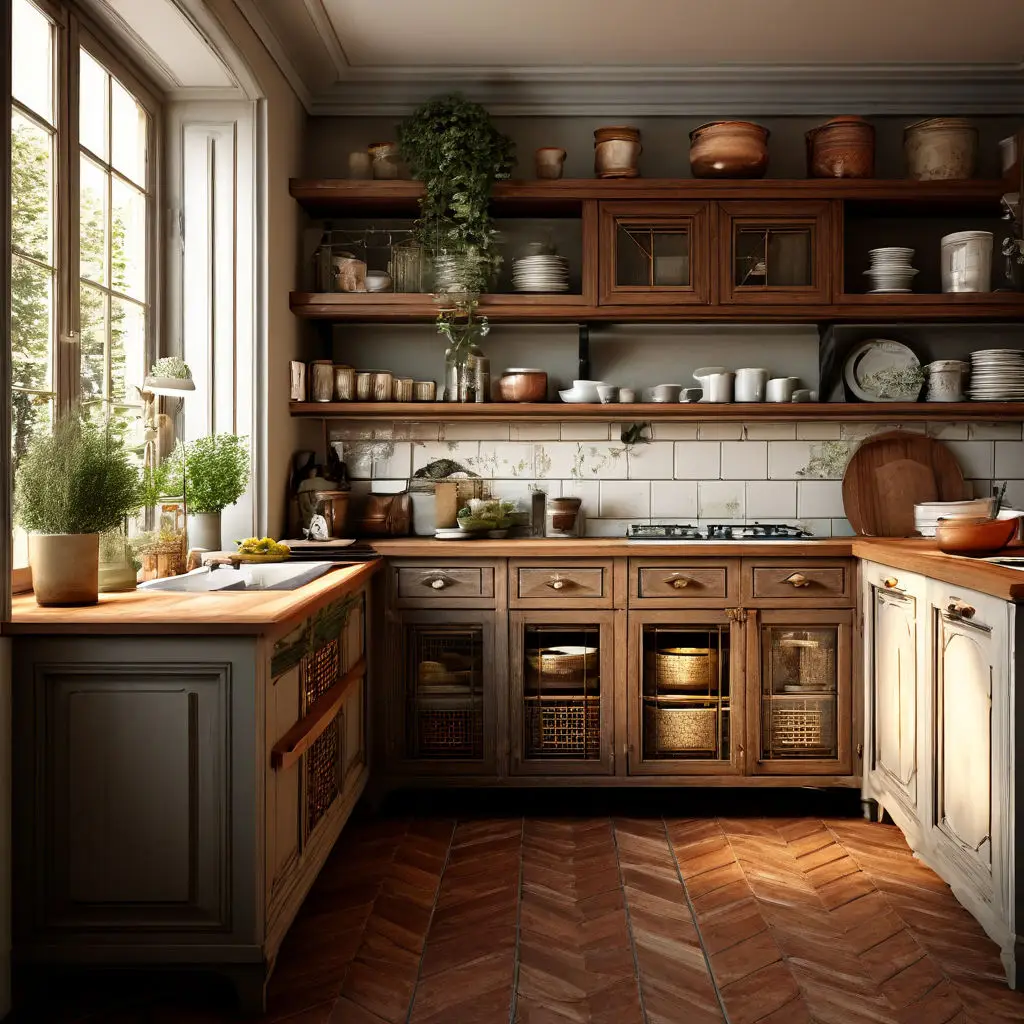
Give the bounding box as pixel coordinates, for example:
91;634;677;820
110;297;145;404
111;177;146;299
80;155;108;284
12;0;53;123
79;49;109;161
80;282;107;404
111;76;147;186
11;391;52;473
11;253;53;392
11;110;53;263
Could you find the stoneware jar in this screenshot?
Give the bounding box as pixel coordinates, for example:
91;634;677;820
309;359;334;402
535;147;567;180
904;118;977;180
370;370;393;402
924;360;968;402
594;126;641;178
332;364;355;401
689;121;769;179
806;116;874;178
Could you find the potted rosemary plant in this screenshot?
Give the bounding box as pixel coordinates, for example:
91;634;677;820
177;433;250;551
15;415;142;605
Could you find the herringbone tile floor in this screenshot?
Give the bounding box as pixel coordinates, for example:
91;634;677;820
19;811;1024;1023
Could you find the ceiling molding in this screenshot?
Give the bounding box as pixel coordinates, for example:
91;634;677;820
228;0;311;107
304;64;1024;117
301;0;350;78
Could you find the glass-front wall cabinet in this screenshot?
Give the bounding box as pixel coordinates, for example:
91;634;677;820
511;612;614;775
599;202;709;304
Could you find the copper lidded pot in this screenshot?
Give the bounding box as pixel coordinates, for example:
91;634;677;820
594;126;642;179
689;121;769;179
806;116;874;178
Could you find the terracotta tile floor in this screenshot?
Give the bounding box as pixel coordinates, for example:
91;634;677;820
15;795;1024;1023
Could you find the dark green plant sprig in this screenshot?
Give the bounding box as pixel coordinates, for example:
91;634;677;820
15;414;142;534
398;94;515;296
175;433;250;515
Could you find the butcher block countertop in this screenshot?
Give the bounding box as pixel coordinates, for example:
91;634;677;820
4;560;380;636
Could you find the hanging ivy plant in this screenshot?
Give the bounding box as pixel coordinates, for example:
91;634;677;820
398;94;515;298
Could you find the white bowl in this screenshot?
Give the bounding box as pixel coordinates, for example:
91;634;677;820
568;380;605;402
559;388;590;403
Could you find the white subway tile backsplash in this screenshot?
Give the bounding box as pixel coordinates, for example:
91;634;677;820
560;422;610;440
651;481;699;519
721;441;767;480
768;441;815;479
797;480;846;518
945;440;995;479
576;443;629;479
412;440;478;473
510;422;560;441
599;480;651;518
584;518;633;538
627;442;674;479
444;421;509;441
746;481;797;519
561;479;598;513
927;422;969;440
674;441;721;479
994;441;1024;479
744;423;797;440
469;443;535;479
970;423;1023;441
797;518;833;537
1003;480;1024;509
698;481;745;519
796;422;843;440
371;442;413;480
830;518;856;537
652;423;699;440
697;423;743;440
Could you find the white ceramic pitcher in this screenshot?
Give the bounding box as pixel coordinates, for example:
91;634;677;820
735;367;769;402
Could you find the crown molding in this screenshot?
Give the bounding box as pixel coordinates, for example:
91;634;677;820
304;63;1024;117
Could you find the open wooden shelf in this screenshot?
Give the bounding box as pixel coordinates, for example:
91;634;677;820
289;401;1024;422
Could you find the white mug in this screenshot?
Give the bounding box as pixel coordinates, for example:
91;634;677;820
650;384;683;403
735;367;768;403
704;373;735;403
766;376;799;402
693;366;727;403
596;384;619;404
618;388;636;403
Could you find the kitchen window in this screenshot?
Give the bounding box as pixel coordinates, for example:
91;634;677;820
9;0;159;577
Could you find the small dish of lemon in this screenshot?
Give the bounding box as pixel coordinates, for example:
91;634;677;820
234;537;290;563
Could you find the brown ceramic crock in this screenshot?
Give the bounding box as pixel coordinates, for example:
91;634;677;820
806;116;875;178
689;121;769;179
498;368;548;403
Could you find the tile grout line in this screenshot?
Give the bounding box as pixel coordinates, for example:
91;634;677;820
610;819;650;1024
403;819;458;1024
661;818;733;1024
507;817;526;1024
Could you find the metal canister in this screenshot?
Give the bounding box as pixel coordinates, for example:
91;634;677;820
471;353;490;403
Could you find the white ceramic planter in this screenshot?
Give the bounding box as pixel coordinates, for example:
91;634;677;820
29;533;100;606
187;512;222;552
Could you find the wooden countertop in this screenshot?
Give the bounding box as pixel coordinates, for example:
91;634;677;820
3;561;381;636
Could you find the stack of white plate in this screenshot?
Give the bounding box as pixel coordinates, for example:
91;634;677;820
968;348;1024;401
913;497;997;536
864;247;918;293
512;255;570;293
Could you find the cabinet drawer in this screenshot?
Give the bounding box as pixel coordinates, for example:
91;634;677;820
744;559;853;605
631;559;738;606
511;561;612;608
393;564;496;607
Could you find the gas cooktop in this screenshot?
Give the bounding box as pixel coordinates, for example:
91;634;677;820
628;523;813;541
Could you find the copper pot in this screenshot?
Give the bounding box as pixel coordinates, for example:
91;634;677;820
806;116;874;179
594;126;641;179
498;368;548;403
689;121;769;179
935;515;1017;555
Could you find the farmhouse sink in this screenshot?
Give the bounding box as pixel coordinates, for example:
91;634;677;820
139;561;337;593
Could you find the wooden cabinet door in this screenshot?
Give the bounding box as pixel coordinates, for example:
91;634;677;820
509;610;615;775
746;609;853;775
599;201;711;305
717;200;833;305
627;609;745;776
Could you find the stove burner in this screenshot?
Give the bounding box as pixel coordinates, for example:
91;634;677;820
628;523;702;540
627;522;810;541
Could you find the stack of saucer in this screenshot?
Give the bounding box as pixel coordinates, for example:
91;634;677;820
512;254;570;293
864;247;918;293
968;348;1024;401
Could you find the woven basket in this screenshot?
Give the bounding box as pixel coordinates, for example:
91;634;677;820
643;698;717;753
415;703;482;758
776;637;835;690
645;647;719;692
527;646;598;678
525;694;600;758
769;698;833;753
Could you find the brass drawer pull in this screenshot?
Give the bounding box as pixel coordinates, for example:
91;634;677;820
946;599;976;619
664;574;694;589
784;572;810;588
883;576;901;590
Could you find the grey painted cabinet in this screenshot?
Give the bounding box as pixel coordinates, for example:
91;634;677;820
13;583;371;1013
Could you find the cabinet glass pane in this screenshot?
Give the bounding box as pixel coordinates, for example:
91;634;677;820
523;624;601;760
735;227;813;287
616;223;690;287
641;624;730;761
761;626;838;760
406;625;484;760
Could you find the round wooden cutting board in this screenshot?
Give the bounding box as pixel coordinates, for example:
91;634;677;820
841;430;967;537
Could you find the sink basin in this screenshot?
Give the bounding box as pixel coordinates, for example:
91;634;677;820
983;557;1024;571
139;561;337;593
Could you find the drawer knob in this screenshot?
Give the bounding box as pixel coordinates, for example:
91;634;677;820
666;575;692;589
883;576;900;590
423;577;448;590
784;572;810;588
947;599;975;619
547;577;566;590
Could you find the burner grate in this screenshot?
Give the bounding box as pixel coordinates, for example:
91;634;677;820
628;522;810;541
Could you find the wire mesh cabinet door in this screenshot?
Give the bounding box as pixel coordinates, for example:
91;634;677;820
717;201;833;305
391;609;501;777
509;610;616;775
627;609;746;776
747;609;854;776
599;202;711;304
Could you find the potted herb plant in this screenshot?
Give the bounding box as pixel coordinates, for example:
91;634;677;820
178;433;250;551
15;415;142;605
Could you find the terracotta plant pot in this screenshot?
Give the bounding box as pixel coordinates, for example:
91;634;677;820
689;121;769;179
806;116;874;178
29;533;100;606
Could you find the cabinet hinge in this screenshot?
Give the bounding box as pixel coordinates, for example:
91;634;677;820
856;742;863;757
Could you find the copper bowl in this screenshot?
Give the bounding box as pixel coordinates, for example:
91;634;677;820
689;121;769;179
498;368;548;403
935;515;1018;555
806;116;874;178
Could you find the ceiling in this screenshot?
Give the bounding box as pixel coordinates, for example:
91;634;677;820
237;0;1024;115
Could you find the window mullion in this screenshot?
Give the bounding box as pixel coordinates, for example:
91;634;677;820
55;5;77;417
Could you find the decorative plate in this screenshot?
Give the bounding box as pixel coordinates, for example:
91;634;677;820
843;339;922;402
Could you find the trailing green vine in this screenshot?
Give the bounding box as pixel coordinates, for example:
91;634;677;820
398;94;515;297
